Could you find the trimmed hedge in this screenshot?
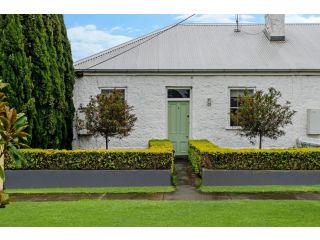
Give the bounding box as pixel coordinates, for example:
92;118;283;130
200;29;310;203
5;139;174;171
189;140;320;175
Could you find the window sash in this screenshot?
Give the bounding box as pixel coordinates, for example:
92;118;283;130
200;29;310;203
229;89;254;127
101;88;126;101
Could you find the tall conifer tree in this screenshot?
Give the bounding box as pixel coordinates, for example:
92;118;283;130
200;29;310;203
42;15;65;148
0;14;74;149
0;15;36;137
20;14;55;148
58;15;75;149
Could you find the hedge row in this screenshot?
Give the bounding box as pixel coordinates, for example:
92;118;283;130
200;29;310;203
189;140;320;175
5;139;174;171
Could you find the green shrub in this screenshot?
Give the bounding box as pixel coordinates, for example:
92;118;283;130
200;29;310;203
189;140;320;175
5;140;174;172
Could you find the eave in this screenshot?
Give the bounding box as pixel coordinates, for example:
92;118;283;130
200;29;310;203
75;69;320;77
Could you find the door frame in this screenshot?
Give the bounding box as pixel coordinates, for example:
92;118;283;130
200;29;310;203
165;87;192;142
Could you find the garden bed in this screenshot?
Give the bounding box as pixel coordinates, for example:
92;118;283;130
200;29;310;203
4;139;174;188
189;140;320;186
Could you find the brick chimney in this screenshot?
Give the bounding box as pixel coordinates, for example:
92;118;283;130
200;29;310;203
264;14;285;41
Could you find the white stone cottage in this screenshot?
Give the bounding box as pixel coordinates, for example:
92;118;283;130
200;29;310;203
73;14;320;155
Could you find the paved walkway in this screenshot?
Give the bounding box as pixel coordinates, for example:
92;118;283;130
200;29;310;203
164;159;206;200
8;159;320;201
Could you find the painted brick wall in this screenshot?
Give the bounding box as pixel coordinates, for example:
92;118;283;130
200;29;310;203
72;74;320;149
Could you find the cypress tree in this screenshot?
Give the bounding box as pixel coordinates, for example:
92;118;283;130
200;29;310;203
20;14;54;148
0;15;36;138
58;15;75;149
42;15;65;148
0;14;75;149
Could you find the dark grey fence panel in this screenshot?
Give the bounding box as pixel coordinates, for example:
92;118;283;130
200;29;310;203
202;169;320;186
5;170;171;188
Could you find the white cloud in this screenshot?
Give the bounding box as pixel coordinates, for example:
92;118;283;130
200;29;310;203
175;14;255;23
153;24;161;30
286;14;320;23
109;26;122;32
110;26;141;34
67;25;132;61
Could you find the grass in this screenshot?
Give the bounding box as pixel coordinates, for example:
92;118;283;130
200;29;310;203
5;186;175;194
1;200;320;226
200;185;320;193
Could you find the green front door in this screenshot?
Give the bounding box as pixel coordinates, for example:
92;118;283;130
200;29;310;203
168;101;190;156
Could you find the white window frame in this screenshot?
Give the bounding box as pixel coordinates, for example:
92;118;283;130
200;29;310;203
76;105;91;136
99;87;127;100
227;87;256;129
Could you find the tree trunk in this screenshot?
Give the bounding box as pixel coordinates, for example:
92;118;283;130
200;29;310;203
259;134;262;149
0;145;4;191
105;136;109;149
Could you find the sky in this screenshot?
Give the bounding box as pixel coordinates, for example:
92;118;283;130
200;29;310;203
64;14;320;61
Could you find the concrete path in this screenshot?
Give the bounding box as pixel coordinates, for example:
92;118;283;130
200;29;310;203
163;159;208;200
8;159;320;201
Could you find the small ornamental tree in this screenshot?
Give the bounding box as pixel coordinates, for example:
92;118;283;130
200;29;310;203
77;89;137;149
231;87;296;149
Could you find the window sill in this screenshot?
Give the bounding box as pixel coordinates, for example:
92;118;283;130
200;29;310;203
225;126;242;130
77;130;93;136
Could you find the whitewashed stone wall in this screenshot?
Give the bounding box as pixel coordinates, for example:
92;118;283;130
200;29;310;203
72;74;320;149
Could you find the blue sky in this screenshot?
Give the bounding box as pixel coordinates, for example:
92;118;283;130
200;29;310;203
64;14;320;61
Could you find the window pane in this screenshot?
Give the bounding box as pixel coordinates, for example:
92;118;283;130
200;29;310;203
229;89;253;126
230;90;243;97
168;89;190;98
231;89;253;97
101;89;125;100
230;97;238;108
230;108;238;126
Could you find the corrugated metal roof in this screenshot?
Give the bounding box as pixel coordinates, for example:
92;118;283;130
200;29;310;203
74;23;320;71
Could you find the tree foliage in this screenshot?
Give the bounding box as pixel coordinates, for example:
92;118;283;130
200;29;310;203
0;82;29;208
0;14;74;149
78;89;137;149
231;87;296;149
0;82;29;178
0;15;36;140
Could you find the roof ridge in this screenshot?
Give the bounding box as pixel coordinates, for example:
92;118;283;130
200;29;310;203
180;23;320;26
74;25;173;66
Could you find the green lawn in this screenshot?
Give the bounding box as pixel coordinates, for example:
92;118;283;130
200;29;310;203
1;200;320;226
5;186;175;194
200;185;320;193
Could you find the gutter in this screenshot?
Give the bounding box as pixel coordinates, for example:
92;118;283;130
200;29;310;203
75;69;320;77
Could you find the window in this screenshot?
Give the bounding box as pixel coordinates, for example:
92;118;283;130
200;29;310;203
230;88;254;126
101;88;126;101
76;105;91;135
168;89;190;98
